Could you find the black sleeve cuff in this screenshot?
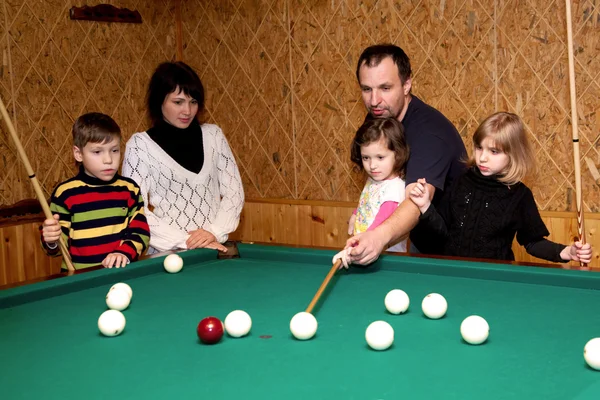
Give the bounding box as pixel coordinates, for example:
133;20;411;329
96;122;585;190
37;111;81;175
525;239;566;263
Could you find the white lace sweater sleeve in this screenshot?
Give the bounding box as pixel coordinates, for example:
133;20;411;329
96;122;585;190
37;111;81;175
122;124;244;252
205;126;244;243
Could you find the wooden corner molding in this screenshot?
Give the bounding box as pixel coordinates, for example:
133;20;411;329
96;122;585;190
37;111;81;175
69;4;142;24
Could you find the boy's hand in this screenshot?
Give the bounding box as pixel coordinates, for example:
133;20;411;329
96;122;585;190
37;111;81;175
562;241;593;264
42;214;61;244
187;229;217;249
409;178;431;214
102;253;130;268
347;214;356;235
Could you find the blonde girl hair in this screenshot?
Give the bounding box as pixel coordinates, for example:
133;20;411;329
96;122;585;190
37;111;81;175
467;112;535;185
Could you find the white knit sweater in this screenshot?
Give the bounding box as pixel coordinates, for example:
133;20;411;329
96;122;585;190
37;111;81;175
122;124;244;253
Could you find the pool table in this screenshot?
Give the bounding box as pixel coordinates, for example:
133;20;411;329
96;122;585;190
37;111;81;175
2;243;600;399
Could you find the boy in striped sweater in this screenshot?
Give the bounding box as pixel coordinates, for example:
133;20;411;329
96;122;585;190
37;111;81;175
41;113;150;270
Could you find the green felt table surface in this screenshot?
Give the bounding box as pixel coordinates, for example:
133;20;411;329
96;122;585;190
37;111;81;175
2;243;600;400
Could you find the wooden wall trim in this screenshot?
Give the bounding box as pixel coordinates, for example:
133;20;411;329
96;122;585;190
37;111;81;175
0;199;45;228
245;198;356;208
1;198;599;226
2;198;599;225
0;199;42;217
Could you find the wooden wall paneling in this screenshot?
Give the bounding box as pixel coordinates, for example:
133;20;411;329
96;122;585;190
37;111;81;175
247;203;264;243
0;220;62;286
271;204;284;243
22;223;38;280
26;223;61;280
296;204;313;246
3;202;600;287
0;227;9;285
309;206;325;247
325;205;352;248
229;201;600;268
243;204;254;242
274;203;296;244
246;203;260;242
0;224;25;285
260;203;275;243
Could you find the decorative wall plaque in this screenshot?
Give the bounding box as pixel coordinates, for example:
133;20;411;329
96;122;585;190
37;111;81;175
69;4;142;24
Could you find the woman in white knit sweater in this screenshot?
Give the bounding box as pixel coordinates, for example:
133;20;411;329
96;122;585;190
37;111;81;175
122;62;244;253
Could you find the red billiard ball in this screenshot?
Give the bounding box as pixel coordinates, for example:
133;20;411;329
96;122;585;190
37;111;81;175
197;317;224;344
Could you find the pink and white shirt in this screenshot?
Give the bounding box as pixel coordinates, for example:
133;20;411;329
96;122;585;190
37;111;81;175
354;176;407;252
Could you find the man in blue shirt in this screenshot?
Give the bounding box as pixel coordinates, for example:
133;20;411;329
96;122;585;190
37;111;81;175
346;44;467;264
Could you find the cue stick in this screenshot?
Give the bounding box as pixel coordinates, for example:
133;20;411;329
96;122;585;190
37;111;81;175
565;0;587;266
305;259;342;314
0;96;75;271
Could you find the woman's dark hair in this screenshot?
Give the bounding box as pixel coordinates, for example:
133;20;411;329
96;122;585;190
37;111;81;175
147;61;205;125
350;117;409;178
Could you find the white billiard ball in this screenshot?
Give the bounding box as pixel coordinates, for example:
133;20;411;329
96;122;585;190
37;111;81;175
290;312;318;340
224;310;252;338
460;315;489;345
109;282;132;300
385;289;410;314
365;320;394;351
163;254;183;273
98;310;126;337
422;293;447;319
584;337;600;370
106;288;130;311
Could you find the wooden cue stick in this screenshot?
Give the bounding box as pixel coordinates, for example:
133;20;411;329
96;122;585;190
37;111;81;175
305;259;342;314
0;96;75;271
565;0;587;265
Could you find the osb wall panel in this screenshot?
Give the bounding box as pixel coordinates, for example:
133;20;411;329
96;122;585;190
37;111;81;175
0;0;175;206
229;200;600;267
182;0;600;214
495;0;600;213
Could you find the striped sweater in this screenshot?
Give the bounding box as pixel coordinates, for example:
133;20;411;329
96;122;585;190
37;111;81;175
43;167;150;269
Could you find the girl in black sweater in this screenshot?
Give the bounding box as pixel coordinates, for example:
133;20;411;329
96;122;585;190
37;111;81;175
409;112;592;263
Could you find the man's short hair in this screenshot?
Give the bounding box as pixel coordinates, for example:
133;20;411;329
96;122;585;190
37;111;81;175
356;44;412;84
72;113;121;149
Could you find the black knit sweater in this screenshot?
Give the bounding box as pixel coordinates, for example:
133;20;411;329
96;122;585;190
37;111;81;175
412;167;567;262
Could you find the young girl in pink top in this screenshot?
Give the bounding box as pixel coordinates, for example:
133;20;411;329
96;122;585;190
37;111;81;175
335;117;409;267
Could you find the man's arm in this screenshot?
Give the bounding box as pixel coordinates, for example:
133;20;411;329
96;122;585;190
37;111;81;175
347;182;436;265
